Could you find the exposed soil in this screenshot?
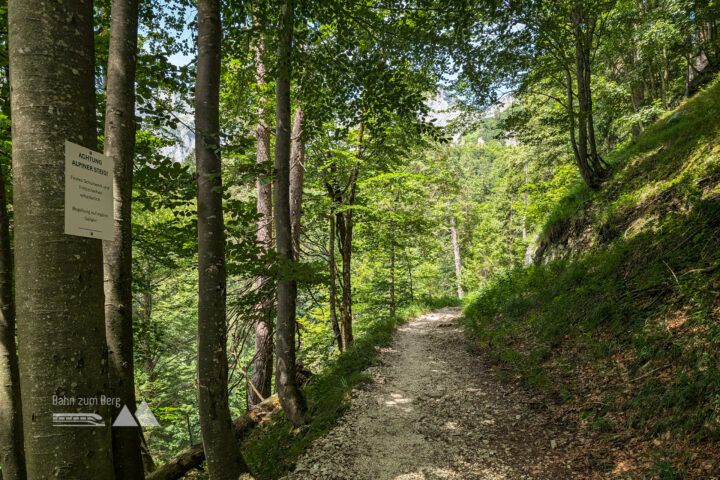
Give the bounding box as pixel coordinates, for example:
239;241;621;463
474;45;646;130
283;308;588;480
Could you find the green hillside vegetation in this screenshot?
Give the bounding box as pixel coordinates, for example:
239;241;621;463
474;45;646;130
461;79;720;478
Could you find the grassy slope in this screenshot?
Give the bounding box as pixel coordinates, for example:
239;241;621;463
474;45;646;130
461;80;720;479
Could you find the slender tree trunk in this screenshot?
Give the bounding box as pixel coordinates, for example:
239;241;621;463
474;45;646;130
685;50;693;98
335;124;362;351
449;216;464;299
195;1;249;476
0;159;25;480
336;205;354;350
583;47;604;172
565;69;593;186
406;251;415;304
274;0;307;426
573;39;590;176
661;45;669;109
102;0;144;477
289;107;305;260
522;161;528;242
8;1;114;477
328;214;341;351
629;49;645;137
249;31;274;409
389;240;396;316
570;6;599;188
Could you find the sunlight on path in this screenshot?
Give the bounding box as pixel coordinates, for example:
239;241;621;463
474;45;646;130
283;308;579;480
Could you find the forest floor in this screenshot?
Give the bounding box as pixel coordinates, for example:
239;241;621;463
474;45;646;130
283;308;593;480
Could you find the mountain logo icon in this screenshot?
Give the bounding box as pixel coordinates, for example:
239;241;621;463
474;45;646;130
135;400;160;427
112;400;160;428
112;405;138;427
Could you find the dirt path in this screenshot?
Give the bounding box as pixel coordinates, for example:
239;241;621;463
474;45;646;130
284;308;585;480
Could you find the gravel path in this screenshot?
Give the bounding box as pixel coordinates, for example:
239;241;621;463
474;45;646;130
284;308;584;480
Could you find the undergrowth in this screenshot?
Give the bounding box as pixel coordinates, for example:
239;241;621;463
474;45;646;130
462;80;720;478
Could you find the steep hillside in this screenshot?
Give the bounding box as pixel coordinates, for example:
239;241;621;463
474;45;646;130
462;79;720;479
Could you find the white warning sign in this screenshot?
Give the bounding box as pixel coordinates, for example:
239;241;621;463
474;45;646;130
64;140;113;241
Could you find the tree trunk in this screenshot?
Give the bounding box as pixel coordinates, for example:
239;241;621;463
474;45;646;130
522;161;528;242
661;45;669;109
290;107;305;260
328;214;342;351
102;0;144;477
407;252;414;304
147;396;280;480
274;0;307;427
570;6;599;188
195;0;249;477
389;240;396;316
249;30;274;409
335;123;363;351
0;159;25;480
8;1;114;477
572;5;604;179
565;69;593;187
449;216;464;299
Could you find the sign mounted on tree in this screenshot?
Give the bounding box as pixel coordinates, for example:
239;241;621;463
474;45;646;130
64;140;114;240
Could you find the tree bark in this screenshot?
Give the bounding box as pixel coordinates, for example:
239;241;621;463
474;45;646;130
328;214;342;351
102;0;144;477
195;0;249;477
8;0;114;477
335;123;363;351
147;396;280;480
249;30;274;409
290;107;305;260
571;4;602;186
389;240;396;316
449;216;464;299
406;252;415;304
522;162;528;242
0;158;25;480
274;0;307;427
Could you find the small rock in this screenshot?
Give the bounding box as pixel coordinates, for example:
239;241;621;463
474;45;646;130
550;439;557;450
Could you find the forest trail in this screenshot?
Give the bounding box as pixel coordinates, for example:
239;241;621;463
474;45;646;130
284;308;585;480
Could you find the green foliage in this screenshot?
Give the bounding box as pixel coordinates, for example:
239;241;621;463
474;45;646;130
462;80;720;477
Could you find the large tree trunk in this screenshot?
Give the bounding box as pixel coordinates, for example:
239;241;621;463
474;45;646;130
195;0;249;476
102;0;144;478
249;30;274;409
449;216;464;299
274;0;307;427
8;1;114;477
0;159;25;480
290;107;305;260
